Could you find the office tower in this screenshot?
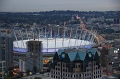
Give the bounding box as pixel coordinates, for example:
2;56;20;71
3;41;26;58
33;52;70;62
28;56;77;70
0;29;13;68
0;61;6;79
51;48;103;79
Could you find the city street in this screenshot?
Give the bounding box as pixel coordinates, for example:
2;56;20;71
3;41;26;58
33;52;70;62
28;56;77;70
19;73;55;79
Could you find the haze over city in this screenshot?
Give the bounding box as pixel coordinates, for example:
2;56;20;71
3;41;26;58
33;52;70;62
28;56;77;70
0;0;120;12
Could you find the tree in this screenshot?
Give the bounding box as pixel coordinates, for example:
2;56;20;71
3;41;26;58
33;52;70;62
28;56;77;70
34;77;42;79
6;71;14;79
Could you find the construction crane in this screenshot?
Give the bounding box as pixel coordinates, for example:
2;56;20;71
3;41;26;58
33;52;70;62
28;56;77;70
76;15;112;48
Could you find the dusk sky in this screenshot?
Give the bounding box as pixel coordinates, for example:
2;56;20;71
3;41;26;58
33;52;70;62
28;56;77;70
0;0;120;12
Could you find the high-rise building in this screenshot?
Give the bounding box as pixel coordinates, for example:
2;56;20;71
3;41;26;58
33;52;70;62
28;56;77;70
0;29;13;68
51;48;103;79
19;41;43;73
0;61;6;79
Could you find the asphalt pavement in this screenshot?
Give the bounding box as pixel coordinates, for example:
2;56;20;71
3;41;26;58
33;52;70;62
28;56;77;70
19;73;55;79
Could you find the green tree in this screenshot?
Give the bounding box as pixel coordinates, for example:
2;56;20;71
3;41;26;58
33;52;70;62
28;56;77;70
34;77;42;79
6;71;14;79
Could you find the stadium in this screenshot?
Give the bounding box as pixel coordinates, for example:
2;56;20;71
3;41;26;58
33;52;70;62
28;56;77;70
13;38;95;53
12;26;99;64
13;26;97;54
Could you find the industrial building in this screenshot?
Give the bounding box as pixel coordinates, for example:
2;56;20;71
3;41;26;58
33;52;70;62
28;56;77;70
51;48;103;79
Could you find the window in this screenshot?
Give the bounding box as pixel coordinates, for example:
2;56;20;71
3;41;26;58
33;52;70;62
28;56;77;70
89;64;91;66
76;65;77;68
0;74;2;77
58;72;60;74
76;74;78;77
58;63;60;66
51;71;53;74
58;77;60;79
79;74;81;77
96;67;97;70
0;68;2;72
58;68;60;70
0;63;2;67
63;73;64;76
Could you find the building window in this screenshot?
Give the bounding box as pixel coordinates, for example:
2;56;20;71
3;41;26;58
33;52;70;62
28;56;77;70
76;74;78;77
79;74;81;77
51;71;53;74
0;63;2;67
68;74;69;77
58;77;60;79
63;73;64;76
58;63;60;66
58;72;60;74
0;68;2;72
